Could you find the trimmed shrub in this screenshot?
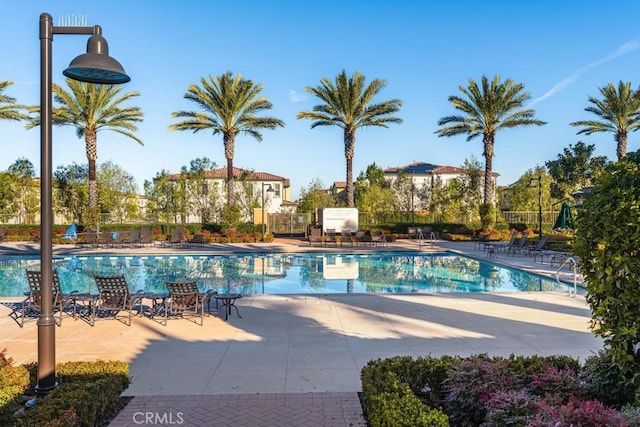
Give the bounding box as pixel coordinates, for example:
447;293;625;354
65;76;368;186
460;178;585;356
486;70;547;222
0;349;31;425
483;389;537;426
17;360;129;427
530;396;629;427
580;349;636;408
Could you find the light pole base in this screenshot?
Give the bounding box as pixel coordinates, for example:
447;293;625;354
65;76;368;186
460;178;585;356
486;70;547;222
26;382;59;407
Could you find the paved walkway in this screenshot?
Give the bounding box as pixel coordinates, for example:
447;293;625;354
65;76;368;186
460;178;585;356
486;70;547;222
0;238;600;426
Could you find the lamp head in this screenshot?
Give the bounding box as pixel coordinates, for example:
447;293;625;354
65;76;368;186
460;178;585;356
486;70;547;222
265;184;274;193
63;33;130;84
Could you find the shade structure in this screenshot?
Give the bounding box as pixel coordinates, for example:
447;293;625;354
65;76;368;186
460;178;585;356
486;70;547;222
553;201;574;230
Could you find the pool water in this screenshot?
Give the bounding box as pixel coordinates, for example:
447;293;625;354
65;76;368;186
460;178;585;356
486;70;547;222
0;252;570;297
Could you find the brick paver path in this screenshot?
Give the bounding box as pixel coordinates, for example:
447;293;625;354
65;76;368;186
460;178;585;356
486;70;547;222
109;392;367;426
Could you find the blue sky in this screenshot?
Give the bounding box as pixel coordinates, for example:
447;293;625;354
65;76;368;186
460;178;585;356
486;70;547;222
2;1;640;200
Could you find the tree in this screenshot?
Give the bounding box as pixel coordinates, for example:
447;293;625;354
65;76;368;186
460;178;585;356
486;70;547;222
356;163;396;217
297;178;340;215
169;71;284;208
26;78;143;226
570;81;640;161
0;81;28;122
97;161;139;223
545;141;609;200
436;74;546;204
572;150;640;382
297;70;403;207
54;163;88;223
7;158;38;224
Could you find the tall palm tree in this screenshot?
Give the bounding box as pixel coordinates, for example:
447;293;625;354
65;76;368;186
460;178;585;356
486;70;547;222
436;74;546;204
570;81;640;161
169;71;284;208
0;80;29;121
297;70;403;208
27;78;143;220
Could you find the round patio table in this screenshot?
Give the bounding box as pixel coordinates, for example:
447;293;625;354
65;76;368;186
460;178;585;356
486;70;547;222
213;293;242;320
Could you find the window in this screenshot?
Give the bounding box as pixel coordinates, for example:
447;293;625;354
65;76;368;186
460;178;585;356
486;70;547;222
274;183;281;197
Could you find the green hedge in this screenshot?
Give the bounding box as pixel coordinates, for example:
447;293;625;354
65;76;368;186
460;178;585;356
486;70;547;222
0;358;129;427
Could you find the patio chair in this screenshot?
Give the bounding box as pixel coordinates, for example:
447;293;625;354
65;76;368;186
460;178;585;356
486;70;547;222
371;231;388;247
165;227;186;248
78;231;98;248
128;229;141;247
308;228;323;246
189;233;206;247
23;269;78;327
139;227;154;247
163;281;213;325
91;275;145;326
507;232;530;256
325;229;338;247
340;229;353;247
526;235;549;258
486;230;517;254
354;231;370;246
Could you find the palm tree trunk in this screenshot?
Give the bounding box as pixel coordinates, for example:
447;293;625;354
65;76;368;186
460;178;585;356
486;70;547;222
85;130;98;211
617;131;627;161
344;129;356;207
224;132;235;207
482;134;494;205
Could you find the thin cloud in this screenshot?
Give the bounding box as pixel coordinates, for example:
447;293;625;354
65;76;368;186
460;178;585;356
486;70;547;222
289;89;306;103
530;39;640;106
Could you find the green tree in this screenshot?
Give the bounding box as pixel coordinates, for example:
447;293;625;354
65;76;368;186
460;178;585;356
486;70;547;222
505;167;552;213
54;163;88;223
297;178;340;215
545;141;609;200
169;71;284;208
436;74;546;204
7;158;38;224
97;161;139;223
570;81;640;161
26;78;143;226
572;150;640;383
356;163;396;217
0;81;28;121
297;70;403;207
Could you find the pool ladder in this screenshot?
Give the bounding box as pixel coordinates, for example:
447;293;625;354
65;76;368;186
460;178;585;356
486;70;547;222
418;231;438;249
555;257;580;298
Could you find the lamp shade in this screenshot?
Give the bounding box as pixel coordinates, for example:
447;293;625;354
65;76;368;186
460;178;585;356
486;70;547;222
63;33;130;84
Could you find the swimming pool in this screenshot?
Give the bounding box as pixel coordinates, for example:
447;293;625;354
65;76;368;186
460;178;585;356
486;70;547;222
0;252;570;297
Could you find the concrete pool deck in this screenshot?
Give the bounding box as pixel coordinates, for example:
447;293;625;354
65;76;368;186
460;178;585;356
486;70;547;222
0;238;601;426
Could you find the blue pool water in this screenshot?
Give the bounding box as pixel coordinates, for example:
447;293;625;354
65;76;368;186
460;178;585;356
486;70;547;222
0;252;569;297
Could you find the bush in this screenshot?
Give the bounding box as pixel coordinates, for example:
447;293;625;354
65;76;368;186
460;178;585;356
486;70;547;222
0;349;31;425
581;350;637;408
16;360;129;427
530;396;629;426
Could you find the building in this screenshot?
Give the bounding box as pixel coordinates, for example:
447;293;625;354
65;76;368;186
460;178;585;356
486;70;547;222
383;162;499;208
167;166;292;223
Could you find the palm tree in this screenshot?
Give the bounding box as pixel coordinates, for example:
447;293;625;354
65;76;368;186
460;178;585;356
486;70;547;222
0;80;29;121
27;78;143;221
169;71;284;208
436;74;546;204
297;70;403;208
570;81;640;161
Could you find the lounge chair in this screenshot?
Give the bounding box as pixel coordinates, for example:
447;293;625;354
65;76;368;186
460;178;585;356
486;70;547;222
23;269;78;327
507;232;530;256
371;231;388;247
163;281;213;325
164;227;186;248
325;229;338;247
354;231;371;246
308;228;323;246
526;235;549;258
128;229;141;247
189;233;206;247
91;275;145;326
78;231;98;247
486;230;517;254
139;227;154;247
340;229;353;247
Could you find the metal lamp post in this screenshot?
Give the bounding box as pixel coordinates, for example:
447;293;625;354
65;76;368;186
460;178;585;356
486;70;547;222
34;12;130;403
261;183;274;241
527;175;542;236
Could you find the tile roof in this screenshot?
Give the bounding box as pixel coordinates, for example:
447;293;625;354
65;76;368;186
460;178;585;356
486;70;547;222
169;167;290;187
